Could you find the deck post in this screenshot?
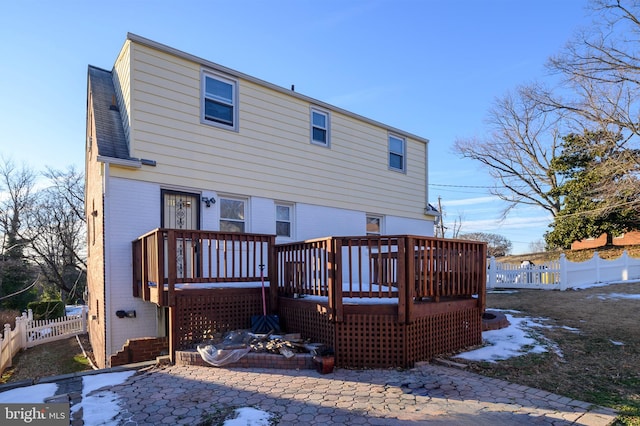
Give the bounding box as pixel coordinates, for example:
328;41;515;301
478;243;487;312
167;230;177;306
156;229;165;305
268;235;278;313
168;305;177;364
330;238;343;322
399;237;410;324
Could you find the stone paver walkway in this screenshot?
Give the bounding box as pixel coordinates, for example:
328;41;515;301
78;363;618;425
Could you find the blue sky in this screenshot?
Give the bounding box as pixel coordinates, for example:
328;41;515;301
0;1;593;254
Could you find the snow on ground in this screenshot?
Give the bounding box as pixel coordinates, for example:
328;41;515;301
224;407;274;425
1;279;638;424
458;279;640;363
0;383;58;403
588;292;640;300
456;313;559;363
65;305;86;316
70;370;136;425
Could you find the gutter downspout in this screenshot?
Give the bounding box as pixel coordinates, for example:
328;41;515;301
425;140;429;216
103;162;113;367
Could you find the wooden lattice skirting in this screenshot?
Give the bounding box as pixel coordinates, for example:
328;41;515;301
171;288;267;351
169;290;481;369
279;297;481;369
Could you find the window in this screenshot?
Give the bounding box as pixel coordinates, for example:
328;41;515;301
366;215;382;236
220;197;246;232
389;134;405;172
202;71;237;130
311;108;330;146
276;204;293;238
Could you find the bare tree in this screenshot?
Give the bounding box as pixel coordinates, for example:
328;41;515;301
456;1;640;221
434;197;463;238
0;159;38;308
528;239;547;253
453;86;565;218
0;159;36;255
541;0;640;211
459;232;512;257
21;166;86;301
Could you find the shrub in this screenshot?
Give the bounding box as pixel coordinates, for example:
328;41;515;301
0;309;21;337
27;301;65;320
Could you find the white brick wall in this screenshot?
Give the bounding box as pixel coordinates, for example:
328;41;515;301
106;177;161;356
385;215;435;237
102;176;434;357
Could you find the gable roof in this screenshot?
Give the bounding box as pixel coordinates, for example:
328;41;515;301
87;65;139;165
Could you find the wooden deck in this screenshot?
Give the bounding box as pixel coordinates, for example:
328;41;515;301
132;229;487;368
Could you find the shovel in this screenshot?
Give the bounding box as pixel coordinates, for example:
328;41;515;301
251;264;281;334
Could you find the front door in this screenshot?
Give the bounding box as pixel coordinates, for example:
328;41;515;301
162;190;200;230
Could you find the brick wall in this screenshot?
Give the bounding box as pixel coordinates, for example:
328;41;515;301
572;231;640;250
110;337;169;367
613;231;640;246
571;233;608;250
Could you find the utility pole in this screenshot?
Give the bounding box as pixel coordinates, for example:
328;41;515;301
437;196;446;238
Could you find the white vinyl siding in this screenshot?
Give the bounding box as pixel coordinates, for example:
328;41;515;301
111;41;428;221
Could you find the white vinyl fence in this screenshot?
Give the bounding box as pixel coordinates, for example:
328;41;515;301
0;306;87;374
487;250;640;290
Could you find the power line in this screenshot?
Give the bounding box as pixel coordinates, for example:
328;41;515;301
0;274;40;301
430;183;495;189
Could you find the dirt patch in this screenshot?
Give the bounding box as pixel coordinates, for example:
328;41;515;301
1;334;96;384
452;282;640;424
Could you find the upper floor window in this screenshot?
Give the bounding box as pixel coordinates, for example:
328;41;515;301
220;197;246;232
389;134;405;172
202;71;237;130
366;215;382;236
276;203;293;238
311;108;330;147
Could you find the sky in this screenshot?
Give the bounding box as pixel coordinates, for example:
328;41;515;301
0;1;596;254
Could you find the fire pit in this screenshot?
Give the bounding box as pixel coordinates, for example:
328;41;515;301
482;310;509;331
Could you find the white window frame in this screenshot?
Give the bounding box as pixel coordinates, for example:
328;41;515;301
310;107;330;147
366;214;383;236
201;70;238;131
388;134;406;172
219;196;247;232
275;203;294;239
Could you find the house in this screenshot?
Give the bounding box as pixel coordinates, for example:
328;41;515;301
86;33;483;369
571;231;640;250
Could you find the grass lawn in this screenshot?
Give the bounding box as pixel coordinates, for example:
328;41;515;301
454;282;640;426
0;334;94;384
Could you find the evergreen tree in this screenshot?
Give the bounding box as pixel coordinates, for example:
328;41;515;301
545;130;639;249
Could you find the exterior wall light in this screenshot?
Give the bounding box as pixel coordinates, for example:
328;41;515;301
202;197;216;207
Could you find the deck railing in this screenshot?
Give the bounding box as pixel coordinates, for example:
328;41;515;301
133;229;275;305
276;235;487;322
133;230;486;313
